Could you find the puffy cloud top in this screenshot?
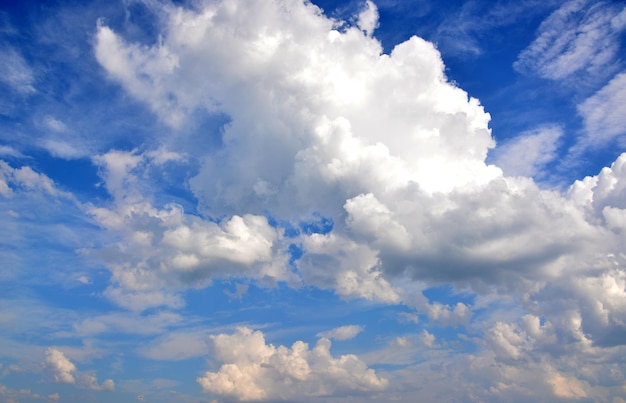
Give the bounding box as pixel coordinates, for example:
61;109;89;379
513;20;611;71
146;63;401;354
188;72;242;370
197;327;387;401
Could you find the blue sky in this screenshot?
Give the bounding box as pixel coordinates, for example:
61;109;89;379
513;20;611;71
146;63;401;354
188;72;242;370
1;0;626;401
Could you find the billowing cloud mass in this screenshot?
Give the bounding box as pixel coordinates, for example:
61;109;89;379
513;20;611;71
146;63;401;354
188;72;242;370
88;0;626;400
2;0;626;401
197;327;387;401
86;2;626;400
92;0;500;305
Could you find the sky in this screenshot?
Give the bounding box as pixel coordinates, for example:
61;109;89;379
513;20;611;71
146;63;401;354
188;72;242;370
1;0;626;401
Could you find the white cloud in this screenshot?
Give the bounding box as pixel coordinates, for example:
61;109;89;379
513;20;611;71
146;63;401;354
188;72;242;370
316;325;364;340
357;1;379;36
86;149;294;311
90;0;626;351
41;139;85;159
548;372;588;399
0;145;24;158
297;232;400;303
421;330;436;348
515;0;626;80
0;47;35;94
197;327;387;401
568;152;626;218
425;302;472;327
43;115;67;133
490;125;562;178
44;348;114;392
45;348;76;384
578;71;626;145
87;1;626;398
95;0;497;211
0;160;63;198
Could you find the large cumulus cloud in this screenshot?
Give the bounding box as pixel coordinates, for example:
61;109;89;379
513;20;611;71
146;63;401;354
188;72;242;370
87;0;626;400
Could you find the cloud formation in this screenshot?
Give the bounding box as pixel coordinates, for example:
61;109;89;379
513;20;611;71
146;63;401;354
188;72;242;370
2;0;626;401
44;348;114;392
316;325;364;340
490;125;563;178
197;327;387;401
578;71;626;146
0;47;35;94
86;149;293;310
515;0;626;80
91;0;626;360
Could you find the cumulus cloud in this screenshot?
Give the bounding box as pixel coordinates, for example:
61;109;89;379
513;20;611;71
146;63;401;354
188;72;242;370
91;0;626;341
0;160;64;198
197;327;387;401
45;348;76;384
86;149;293;310
95;0;497;213
515;0;626;80
88;1;626;399
297;232;400;303
4;0;626;401
43;348;114;392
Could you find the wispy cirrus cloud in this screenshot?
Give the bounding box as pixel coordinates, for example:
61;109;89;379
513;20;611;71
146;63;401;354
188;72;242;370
515;0;626;81
0;47;35;94
577;71;626;146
